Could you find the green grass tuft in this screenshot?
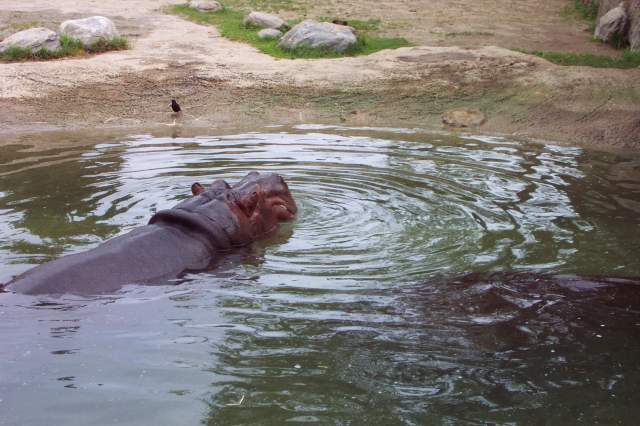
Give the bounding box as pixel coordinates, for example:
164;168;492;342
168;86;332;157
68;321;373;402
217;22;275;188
573;0;599;20
0;33;129;62
57;33;85;56
168;4;410;59
85;36;129;53
346;18;381;32
608;31;628;49
317;17;381;32
524;49;640;69
561;0;598;33
1;45;31;61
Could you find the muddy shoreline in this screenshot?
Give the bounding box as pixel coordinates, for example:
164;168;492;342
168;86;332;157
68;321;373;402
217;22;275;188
2;64;638;153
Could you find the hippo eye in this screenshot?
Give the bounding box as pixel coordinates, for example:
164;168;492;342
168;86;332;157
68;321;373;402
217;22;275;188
236;191;259;217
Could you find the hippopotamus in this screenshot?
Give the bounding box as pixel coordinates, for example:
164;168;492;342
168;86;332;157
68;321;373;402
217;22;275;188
5;171;297;295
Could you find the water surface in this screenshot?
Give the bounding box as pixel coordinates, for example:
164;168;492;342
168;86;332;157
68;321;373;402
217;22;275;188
1;126;640;425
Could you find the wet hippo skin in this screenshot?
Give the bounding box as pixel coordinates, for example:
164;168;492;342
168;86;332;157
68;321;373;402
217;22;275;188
6;172;297;295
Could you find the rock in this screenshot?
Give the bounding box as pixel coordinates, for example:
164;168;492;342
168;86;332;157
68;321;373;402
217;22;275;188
628;0;640;50
258;28;283;40
442;109;486;128
594;0;640;49
278;20;357;53
59;16;119;47
0;27;60;53
595;4;628;43
598;0;622;17
243;11;286;30
190;0;222;12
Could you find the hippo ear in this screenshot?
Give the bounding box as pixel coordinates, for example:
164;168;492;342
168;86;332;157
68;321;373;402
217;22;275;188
191;182;205;196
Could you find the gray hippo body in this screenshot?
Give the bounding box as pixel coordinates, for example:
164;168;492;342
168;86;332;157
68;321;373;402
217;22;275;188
6;172;297;295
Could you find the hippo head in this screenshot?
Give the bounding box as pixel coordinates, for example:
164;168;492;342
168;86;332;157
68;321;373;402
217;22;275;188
152;172;297;249
227;171;297;238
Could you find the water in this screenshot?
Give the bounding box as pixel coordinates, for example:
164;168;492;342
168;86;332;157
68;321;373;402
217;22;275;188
1;126;640;425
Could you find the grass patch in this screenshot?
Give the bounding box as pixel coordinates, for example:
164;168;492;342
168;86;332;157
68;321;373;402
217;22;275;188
85;36;129;53
561;0;599;33
168;4;410;59
317;17;381;32
524;49;640;69
0;34;129;62
573;0;599;20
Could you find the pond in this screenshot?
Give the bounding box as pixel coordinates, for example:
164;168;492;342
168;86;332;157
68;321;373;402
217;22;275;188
1;126;640;424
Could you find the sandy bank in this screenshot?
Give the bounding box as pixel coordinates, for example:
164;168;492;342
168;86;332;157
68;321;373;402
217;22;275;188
0;0;638;151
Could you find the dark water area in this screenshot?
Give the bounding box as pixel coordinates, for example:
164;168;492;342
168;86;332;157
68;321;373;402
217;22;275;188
1;126;640;425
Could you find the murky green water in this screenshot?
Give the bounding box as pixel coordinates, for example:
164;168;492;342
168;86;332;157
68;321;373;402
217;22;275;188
1;126;640;425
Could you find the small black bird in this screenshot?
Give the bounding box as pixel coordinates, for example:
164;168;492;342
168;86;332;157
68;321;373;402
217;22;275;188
171;99;181;113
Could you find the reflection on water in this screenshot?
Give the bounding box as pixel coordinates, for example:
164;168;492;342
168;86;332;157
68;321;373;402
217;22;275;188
1;126;640;424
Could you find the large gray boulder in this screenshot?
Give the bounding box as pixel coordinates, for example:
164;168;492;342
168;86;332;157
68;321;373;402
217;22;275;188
628;0;640;50
243;11;286;30
59;16;119;47
0;27;60;53
595;0;640;50
595;4;628;42
190;0;222;12
278;20;357;53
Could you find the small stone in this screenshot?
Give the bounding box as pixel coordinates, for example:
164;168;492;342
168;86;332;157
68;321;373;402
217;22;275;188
257;28;283;40
244;11;286;30
0;27;60;54
59;16;119;47
190;0;222;12
442;108;486;128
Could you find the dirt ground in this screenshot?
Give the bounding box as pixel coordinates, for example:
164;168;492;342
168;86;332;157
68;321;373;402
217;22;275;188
0;0;638;151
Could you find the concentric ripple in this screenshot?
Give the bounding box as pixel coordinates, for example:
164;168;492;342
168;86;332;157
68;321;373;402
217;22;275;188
1;127;640;285
1;127;640;425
